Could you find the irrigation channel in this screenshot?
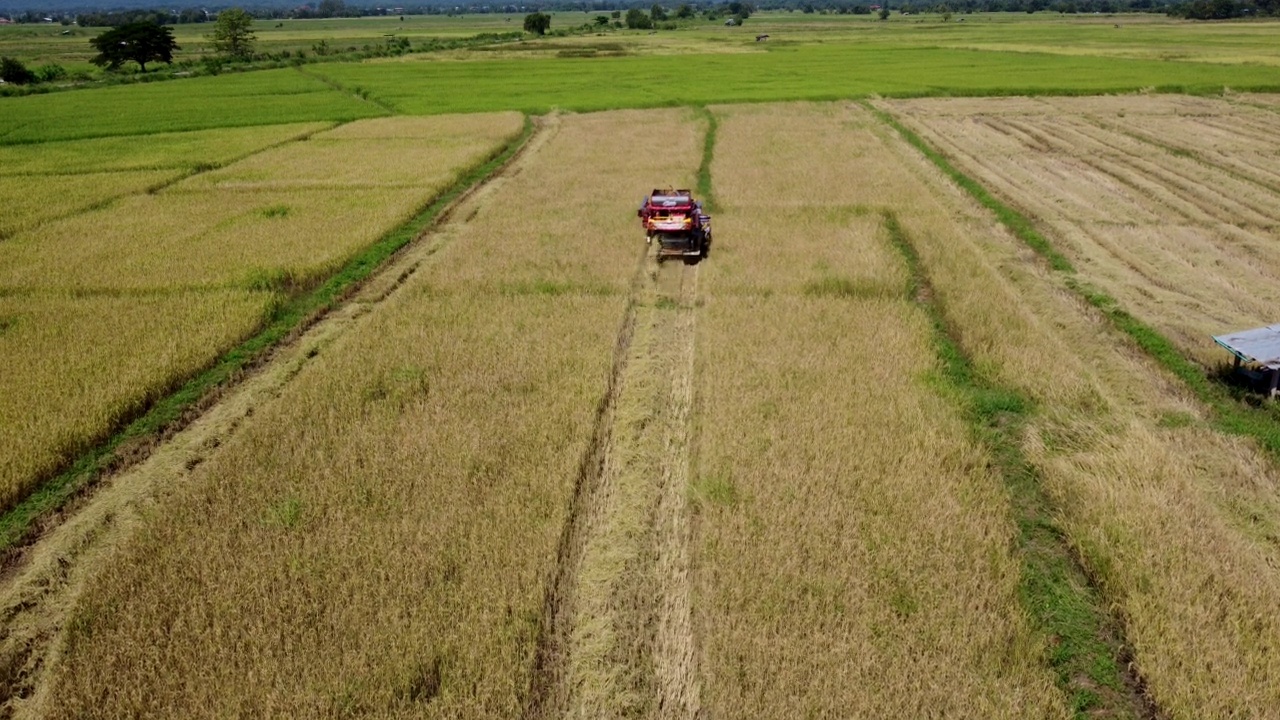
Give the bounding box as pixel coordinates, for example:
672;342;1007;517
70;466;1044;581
528;255;702;720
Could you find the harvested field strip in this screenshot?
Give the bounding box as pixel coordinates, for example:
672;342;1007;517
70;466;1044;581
528;261;701;720
38;109;704;717
0;116;534;548
691;102;1067;718
1090;117;1280;198
874;97;1280;717
885;101;1280;368
998;117;1278;228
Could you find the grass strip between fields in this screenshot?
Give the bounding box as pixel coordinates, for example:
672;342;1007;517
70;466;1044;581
694;106;719;215
0;114;535;553
881;209;1143;719
868;101;1280;470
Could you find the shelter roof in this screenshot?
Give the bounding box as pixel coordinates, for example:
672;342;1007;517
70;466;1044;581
1213;324;1280;369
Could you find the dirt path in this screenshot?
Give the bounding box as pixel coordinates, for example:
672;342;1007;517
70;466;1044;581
0;117;555;719
527;257;702;720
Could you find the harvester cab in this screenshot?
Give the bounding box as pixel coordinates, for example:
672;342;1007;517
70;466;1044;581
638;188;711;263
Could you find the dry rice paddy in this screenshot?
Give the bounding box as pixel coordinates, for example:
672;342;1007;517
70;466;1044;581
0;113;522;512
879;94;1280;717
9;96;1280;720
885;94;1280;367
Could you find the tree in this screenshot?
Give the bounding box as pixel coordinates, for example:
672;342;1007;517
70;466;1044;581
211;8;255;59
651;3;669;20
594;14;610;25
1;56;37;84
675;4;696;18
317;0;347;18
89;22;179;72
625;7;654;28
523;11;551;34
878;6;891;17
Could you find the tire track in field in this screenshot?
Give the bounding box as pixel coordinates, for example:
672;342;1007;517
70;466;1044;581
526;256;701;720
0;118;553;719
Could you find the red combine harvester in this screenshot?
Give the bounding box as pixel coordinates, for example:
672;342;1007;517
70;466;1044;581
637;188;711;263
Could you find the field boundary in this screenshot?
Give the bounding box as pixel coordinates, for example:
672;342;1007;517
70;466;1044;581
881;208;1156;719
0;114;536;556
867;99;1280;467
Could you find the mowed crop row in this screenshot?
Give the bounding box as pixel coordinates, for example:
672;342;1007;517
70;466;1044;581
876;95;1280;716
884;94;1280;368
37;110;705;717
0;113;523;514
691;103;1068;717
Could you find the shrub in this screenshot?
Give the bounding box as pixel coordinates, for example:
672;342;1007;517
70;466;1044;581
0;56;36;85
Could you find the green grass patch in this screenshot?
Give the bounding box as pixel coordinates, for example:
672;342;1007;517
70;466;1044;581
695;105;720;214
0;70;384;145
322;43;1280;117
0;114;536;553
883;208;1139;719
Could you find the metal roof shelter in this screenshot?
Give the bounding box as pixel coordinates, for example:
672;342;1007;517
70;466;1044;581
1214;324;1280;396
1213;324;1280;369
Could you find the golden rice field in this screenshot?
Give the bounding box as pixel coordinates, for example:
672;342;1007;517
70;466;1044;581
693;103;1065;717
36;109;702;718
878;94;1280;716
9;96;1280;720
0;113;523;513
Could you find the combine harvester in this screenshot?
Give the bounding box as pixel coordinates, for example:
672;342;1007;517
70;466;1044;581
638;188;711;264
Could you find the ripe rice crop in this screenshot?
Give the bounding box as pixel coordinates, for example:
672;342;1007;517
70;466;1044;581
0;291;275;511
0;123;329;176
0;188;449;291
877;96;1280;717
0;170;178;238
0;113;525;519
691;102;1068;717
0;113;525;293
189;113;523;190
40;108;703;717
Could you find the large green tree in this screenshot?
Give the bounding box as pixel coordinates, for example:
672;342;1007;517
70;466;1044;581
89;21;179;72
210;8;255;59
523;12;551;35
625;8;654;28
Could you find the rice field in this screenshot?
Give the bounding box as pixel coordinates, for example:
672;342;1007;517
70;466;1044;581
0;113;522;514
5;14;1280;714
35;109;702;718
691;103;1066;719
884;94;1280;368
876;95;1280;716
